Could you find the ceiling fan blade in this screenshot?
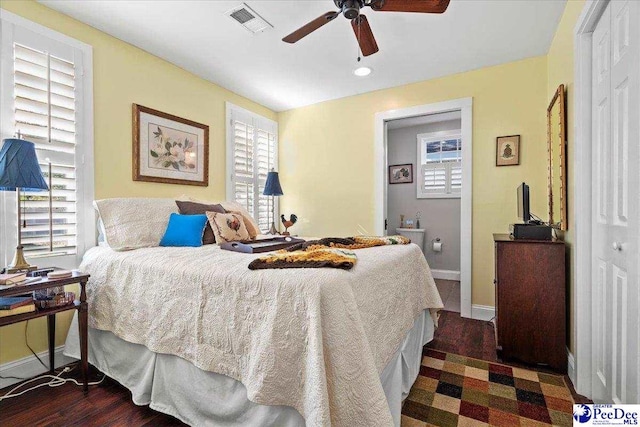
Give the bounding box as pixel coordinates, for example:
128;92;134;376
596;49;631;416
371;0;450;14
282;11;340;43
352;15;379;57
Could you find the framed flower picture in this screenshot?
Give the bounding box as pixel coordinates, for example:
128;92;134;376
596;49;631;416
389;163;413;184
133;104;209;186
496;135;520;166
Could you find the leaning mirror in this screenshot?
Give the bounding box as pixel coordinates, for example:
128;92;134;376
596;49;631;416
547;84;567;230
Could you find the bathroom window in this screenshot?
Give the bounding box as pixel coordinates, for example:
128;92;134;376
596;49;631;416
417;131;462;198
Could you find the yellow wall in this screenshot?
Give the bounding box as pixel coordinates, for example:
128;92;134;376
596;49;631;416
279;56;550;307
0;0;587;366
547;0;586;353
0;0;275;364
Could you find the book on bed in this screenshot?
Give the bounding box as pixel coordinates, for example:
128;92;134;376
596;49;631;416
220;237;305;253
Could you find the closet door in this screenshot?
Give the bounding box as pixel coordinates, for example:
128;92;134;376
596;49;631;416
591;0;640;404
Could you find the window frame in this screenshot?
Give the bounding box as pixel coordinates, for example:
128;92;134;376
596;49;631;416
225;102;278;233
416;130;462;199
0;11;94;270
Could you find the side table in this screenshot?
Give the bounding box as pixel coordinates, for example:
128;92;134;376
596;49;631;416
0;271;90;392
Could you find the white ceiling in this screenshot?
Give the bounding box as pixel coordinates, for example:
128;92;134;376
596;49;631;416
39;0;567;112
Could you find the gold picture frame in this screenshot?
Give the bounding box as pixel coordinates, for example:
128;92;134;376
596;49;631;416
132;104;209;186
547;84;567;230
496;135;520;167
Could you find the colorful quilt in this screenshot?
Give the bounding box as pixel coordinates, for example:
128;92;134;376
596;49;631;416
248;235;411;270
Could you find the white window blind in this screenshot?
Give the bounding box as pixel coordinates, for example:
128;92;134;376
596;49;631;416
421;161;461;195
1;14;94;269
14;43;78;258
417;133;462;198
227;104;278;233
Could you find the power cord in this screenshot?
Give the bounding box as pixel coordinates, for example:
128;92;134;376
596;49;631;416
0;374;27;380
529;212;547;225
25;320;48;370
0;366;105;401
0;320;47;381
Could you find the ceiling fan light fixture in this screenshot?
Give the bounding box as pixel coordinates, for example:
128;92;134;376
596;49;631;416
353;66;372;77
342;0;362;19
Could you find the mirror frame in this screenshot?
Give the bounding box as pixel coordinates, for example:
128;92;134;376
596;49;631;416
547;84;568;230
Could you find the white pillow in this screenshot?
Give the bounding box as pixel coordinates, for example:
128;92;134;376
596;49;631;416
94;198;179;251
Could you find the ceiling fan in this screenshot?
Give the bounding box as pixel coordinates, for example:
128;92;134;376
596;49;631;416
282;0;451;57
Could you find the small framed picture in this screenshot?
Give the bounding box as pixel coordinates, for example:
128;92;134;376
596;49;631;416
496;135;520;166
133;104;209;186
389;164;413;184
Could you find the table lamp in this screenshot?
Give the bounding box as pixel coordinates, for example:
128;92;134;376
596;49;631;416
263;169;283;235
0;138;49;272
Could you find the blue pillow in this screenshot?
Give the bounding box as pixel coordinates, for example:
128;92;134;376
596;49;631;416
160;213;208;247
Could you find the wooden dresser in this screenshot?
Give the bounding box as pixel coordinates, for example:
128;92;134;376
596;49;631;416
493;233;567;373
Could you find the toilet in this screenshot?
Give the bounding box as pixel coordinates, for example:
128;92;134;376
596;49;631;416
395;228;425;254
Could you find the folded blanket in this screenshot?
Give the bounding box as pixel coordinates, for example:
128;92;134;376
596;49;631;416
248;247;357;270
248;235;411;270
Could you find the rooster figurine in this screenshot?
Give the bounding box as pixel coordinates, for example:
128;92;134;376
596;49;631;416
280;214;298;236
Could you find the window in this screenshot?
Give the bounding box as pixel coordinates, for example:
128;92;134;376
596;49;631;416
417;131;462;198
1;12;94;269
226;103;278;233
14;44;78;258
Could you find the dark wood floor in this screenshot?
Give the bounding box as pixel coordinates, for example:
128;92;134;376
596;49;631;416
0;311;586;426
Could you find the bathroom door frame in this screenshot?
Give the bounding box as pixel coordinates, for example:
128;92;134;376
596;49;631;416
374;97;473;319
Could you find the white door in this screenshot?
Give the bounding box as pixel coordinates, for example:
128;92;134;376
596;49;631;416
591;0;640;404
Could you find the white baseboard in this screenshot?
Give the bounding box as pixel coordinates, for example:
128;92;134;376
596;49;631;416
0;345;75;389
471;304;495;321
431;269;461;281
567;349;576;385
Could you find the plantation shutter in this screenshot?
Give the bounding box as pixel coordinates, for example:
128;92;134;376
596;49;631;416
256;128;276;232
422;163;447;194
13;42;78;258
232;119;255;216
450;161;462;194
421;162;461;196
228;105;278;233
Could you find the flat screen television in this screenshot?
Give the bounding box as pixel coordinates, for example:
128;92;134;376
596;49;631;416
517;182;531;223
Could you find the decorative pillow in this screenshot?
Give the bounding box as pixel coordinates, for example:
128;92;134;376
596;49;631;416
175;200;226;245
206;212;250;244
94;198;179;251
177;195;260;238
160;213;208;247
223;204;260;239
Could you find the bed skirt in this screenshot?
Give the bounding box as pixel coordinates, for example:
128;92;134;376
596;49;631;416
64;309;435;427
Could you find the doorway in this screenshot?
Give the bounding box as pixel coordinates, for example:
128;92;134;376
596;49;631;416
386;112;462;312
374;98;473;318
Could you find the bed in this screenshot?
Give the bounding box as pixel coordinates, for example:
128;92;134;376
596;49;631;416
63;198;443;427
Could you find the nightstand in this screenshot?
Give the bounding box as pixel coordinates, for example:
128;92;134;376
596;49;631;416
0;271;90;392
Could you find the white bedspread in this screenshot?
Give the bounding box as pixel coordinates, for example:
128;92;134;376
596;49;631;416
81;243;443;426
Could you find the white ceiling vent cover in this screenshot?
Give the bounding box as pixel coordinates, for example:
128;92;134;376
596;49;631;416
225;3;273;34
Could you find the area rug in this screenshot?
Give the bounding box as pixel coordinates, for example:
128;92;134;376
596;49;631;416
401;349;575;427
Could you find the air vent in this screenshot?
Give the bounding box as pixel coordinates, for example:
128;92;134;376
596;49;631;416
225;3;273;34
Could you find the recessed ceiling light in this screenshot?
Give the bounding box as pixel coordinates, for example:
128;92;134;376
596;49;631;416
353;66;372;77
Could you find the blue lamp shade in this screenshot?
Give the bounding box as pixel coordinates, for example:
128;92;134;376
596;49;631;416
263;170;283;196
0;138;48;192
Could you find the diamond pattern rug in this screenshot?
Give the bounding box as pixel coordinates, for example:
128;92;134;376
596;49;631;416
401;349;575;427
